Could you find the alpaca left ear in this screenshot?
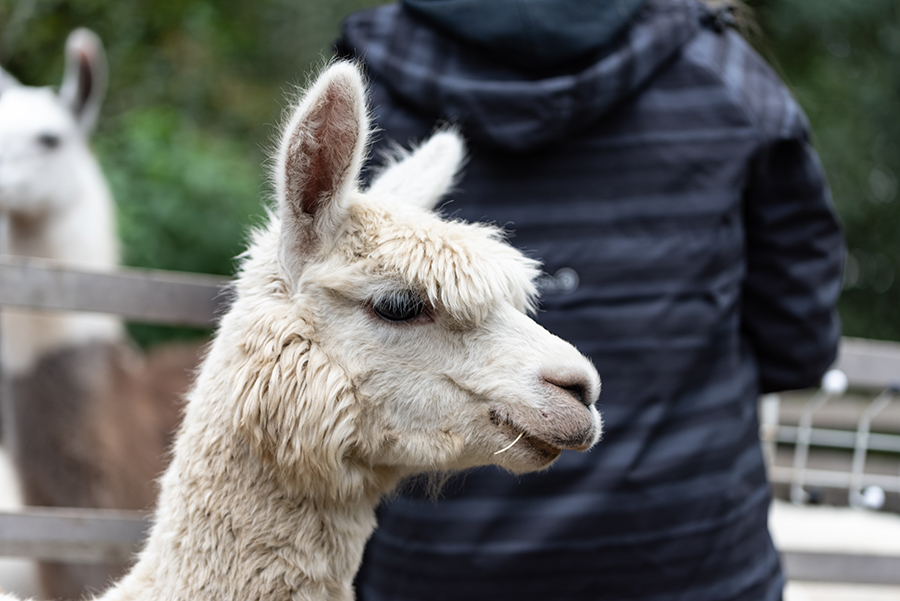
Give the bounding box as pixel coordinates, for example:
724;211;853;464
367;130;466;210
59;28;107;135
276;62;369;279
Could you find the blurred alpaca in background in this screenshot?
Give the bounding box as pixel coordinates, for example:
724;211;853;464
0;29;200;600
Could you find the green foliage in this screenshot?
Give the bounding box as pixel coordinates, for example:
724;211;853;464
98;106;263;275
750;0;900;341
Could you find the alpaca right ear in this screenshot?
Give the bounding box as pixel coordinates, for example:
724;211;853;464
0;67;20;96
367;131;466;210
59;28;107;135
276;62;369;279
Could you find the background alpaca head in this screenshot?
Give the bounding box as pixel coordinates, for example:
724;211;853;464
0;28;109;223
221;62;602;499
0;28;120;376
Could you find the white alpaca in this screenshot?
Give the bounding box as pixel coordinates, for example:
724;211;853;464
0;30;195;599
0;61;602;601
0;28;121;372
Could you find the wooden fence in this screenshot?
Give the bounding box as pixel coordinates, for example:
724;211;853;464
0;256;227;327
0;255;225;563
0;254;898;585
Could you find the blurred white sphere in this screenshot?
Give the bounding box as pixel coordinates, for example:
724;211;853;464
822;369;848;395
862;485;886;510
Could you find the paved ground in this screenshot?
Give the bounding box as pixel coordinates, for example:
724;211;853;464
773;500;900;600
786;582;900;601
771;499;900;555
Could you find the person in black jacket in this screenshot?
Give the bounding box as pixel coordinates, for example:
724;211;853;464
336;1;844;599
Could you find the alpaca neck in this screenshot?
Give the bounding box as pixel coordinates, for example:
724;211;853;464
0;168;123;376
104;371;389;601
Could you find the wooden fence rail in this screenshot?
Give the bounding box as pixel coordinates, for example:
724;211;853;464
835;336;900;390
0;256;228;327
0;508;147;563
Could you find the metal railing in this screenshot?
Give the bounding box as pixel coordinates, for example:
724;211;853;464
762;338;900;510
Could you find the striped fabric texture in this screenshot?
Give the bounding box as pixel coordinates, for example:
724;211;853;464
337;1;844;599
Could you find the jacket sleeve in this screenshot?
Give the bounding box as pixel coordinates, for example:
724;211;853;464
741;110;845;394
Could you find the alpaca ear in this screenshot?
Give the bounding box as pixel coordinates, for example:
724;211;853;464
276;62;368;278
367;131;465;210
59;28;107;135
0;67;20;96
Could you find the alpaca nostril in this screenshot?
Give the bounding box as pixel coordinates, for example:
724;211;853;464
543;377;592;408
561;383;587;406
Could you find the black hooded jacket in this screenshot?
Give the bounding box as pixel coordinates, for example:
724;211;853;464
337;1;843;599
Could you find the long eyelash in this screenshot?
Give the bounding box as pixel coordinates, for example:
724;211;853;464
384;293;423;313
371;290;427;322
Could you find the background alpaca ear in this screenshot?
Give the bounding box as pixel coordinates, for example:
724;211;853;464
367;130;465;210
0;67;20;96
59;28;107;135
276;62;368;278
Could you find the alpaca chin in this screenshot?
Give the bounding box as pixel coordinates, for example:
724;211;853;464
487;400;602;472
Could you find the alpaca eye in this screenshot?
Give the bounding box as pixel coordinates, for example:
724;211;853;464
37;133;61;150
372;291;425;322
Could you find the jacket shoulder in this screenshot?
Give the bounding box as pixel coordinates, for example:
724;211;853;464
678;27;809;142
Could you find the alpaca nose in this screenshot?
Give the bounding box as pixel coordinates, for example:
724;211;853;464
542;375;594;408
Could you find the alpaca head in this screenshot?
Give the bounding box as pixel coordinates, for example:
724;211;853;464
0;28;107;219
228;62;601;498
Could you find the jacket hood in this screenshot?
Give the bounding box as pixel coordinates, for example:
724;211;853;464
401;0;648;70
338;0;706;151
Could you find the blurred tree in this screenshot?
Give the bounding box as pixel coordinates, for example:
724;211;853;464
0;0;898;343
749;0;900;341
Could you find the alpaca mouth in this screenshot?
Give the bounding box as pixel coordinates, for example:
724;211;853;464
489;408;589;462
